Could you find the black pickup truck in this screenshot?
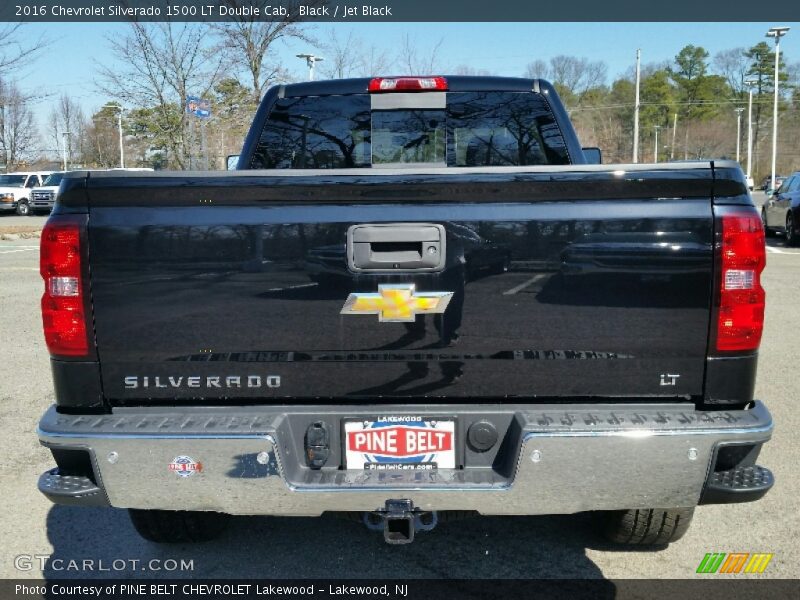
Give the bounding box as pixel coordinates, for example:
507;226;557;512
37;76;773;546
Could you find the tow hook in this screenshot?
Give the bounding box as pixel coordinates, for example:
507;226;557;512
362;499;438;544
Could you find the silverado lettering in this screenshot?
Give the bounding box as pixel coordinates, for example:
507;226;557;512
123;375;281;389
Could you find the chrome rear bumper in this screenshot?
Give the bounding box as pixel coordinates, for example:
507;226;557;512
37;402;773;515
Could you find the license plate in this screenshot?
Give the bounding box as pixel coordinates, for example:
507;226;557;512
344;417;456;471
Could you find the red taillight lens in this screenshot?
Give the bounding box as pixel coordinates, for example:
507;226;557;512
716;212;766;352
40;217;90;356
368;76;448;92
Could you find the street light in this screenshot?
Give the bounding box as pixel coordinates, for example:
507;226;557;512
653;125;661;163
102;105;125;168
766;26;789;191
296;54;324;81
102;104;125;168
744;79;757;184
632;49;641;163
735;107;745;162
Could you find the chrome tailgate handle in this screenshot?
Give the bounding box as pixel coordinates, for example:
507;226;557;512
347;223;446;272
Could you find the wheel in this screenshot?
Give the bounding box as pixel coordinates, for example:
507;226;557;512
601;507;694;546
762;209;775;237
786;214;799;247
15;200;30;216
128;509;229;543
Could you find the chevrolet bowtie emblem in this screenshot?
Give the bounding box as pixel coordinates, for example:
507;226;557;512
340;284;453;323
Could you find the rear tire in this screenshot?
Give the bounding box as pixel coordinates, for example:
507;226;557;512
128;509;229;543
786;214;799;247
602;507;694;546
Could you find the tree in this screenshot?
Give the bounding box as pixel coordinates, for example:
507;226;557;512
0;24;49;72
398;34;445;74
744;41;789;173
318;30;392;79
524;60;549;80
640;70;676;128
48;95;89;168
0;81;39;169
212;1;313;101
453;65;493;76
714;47;750;98
549;56;607;102
97;22;225;169
212;78;254;165
670;45;720;121
85;103;126;168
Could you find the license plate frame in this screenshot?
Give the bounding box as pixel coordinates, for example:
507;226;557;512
343;416;457;471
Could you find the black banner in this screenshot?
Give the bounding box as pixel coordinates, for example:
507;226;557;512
0;0;798;23
2;580;800;600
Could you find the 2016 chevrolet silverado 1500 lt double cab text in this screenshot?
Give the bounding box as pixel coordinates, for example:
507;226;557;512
36;76;773;546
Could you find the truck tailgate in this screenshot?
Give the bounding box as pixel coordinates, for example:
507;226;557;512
85;166;717;404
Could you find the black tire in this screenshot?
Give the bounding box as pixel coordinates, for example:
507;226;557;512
128;509;229;543
602;507;694;546
762;209;775;237
786;214;799;247
15;200;30;216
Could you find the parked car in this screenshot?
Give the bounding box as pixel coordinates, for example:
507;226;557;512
37;76;773;548
30;171;68;214
760;174;785;191
762;171;800;245
0;172;51;215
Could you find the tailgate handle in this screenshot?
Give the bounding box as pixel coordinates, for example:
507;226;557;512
347;223;446;272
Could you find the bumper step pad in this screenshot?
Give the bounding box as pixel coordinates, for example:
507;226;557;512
37;468;109;507
701;465;774;504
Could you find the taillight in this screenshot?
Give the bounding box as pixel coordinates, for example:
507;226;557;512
716;211;766;352
368;76;448;92
40;216;90;356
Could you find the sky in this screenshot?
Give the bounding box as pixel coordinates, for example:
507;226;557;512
13;21;800;154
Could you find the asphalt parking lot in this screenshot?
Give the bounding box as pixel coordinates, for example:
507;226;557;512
0;194;798;580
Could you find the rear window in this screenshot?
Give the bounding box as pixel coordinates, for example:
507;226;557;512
250;91;569;169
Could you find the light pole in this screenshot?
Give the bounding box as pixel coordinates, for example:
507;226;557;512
296;54;324;81
766;26;789;191
102;104;125;168
745;79;757;183
653;125;661;163
61;131;71;171
670;112;678;161
632;49;641;163
735;107;744;162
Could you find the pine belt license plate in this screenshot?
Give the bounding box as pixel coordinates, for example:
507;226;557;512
344;417;456;471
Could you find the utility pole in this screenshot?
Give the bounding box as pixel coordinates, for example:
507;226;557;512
670;113;678;161
766;26;789;191
653;125;661;163
735;107;745;162
296;54;324;81
61;131;71;171
632;49;641;163
745;80;757;183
